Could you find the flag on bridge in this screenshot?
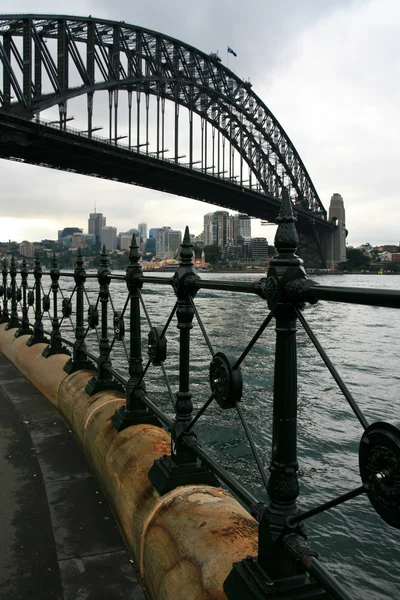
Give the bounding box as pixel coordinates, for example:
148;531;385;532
227;46;237;57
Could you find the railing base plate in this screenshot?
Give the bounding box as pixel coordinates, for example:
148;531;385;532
14;327;33;338
42;345;71;358
26;334;50;347
63;357;96;374
149;454;220;495
111;405;161;431
224;557;329;599
85;376;125;397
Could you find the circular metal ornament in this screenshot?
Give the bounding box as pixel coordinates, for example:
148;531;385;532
61;297;72;318
209;352;242;410
359;421;400;528
42;294;51;311
16;288;22;302
148;326;167;366
113;311;125;341
27;290;34;306
87;304;99;329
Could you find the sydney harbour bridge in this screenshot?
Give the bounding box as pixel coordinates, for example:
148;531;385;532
0;14;344;266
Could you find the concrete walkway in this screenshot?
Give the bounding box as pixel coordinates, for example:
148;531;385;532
0;353;146;600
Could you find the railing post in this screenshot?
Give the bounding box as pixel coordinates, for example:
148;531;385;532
86;246;124;395
42;253;70;357
112;234;160;430
148;227;218;494
64;248;95;374
27;252;49;346
0;257;9;324
224;191;327;598
15;257;33;337
5;255;19;330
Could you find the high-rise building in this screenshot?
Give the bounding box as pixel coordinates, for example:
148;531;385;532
168;230;182;257
149;228;158;239
234;214;251;241
203;211;233;249
156;227;171;258
156;227;182;258
101;226;117;251
70;232;87;249
250;238;269;261
138;222;147;241
118;233;132;251
88;212;106;247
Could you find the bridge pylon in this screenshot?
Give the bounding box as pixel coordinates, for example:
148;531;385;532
326;193;347;268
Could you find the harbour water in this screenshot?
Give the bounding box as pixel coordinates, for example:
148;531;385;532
45;271;400;599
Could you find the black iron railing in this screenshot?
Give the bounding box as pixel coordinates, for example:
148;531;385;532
1;191;399;600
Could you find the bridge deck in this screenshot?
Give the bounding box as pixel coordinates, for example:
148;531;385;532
0;353;145;600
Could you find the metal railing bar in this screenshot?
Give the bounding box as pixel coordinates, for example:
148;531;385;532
109;274;126;281
189;296;215;357
103;363;172;427
308;285;400;309
159;361;176;406
295;307;369;430
120;293;130;320
76;294;100;349
160;302;177;338
287;485;365;527
59;285;77;333
141;392;173;428
191;444;259;509
103;335;117;363
139;275;173;285
195;280;264;295
235;399;269;490
103;363;126;385
121;337;130;362
185;394;215;432
306;557;355;600
139;290;153;328
233;311;274;370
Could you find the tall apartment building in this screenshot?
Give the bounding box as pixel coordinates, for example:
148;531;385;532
101;226;117;251
88;212;106;247
70;232;87;249
118;233;132;251
138;222;147;240
234;214;251;241
203;211;248;250
156;227;182;258
250;237;269;261
203;211;233;248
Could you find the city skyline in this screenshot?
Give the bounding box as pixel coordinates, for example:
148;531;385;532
0;1;399;247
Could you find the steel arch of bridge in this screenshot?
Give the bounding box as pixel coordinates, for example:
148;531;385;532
0;14;327;224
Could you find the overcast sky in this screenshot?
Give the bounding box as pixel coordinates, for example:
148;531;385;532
0;0;399;247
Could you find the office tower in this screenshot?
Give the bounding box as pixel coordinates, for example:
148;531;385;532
88;212;106;247
100;226;117;251
138;222;147;241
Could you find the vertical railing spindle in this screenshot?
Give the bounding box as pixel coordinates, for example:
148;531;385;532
43;253;70;357
0;258;9;324
64;248;95;373
15;257;33;337
224;190;326;598
86;245;123;394
27;252;49;346
149;227;218;493
5;255;19;329
112;234;159;429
